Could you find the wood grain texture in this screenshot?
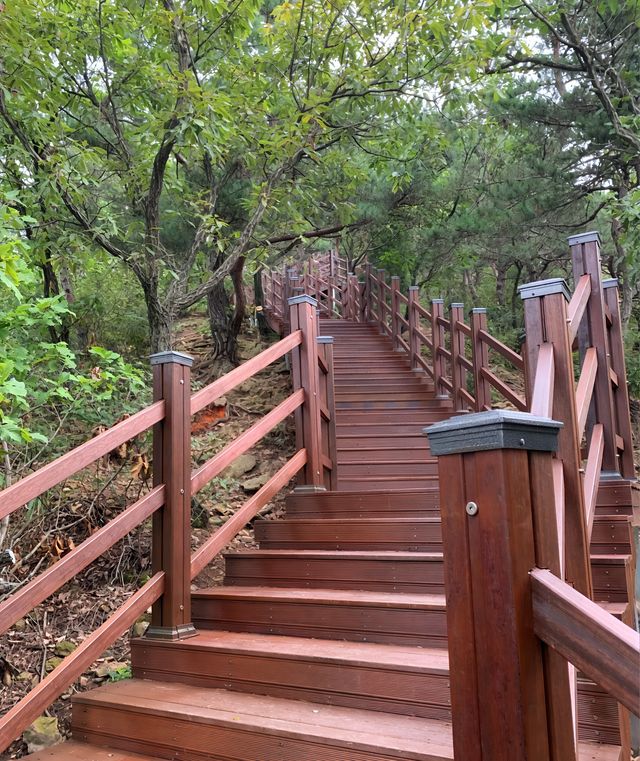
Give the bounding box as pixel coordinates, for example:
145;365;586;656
531;568;639;714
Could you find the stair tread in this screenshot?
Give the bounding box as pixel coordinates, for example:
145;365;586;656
23;742;162;760
136;629;450;672
74;679;454;759
193;585;446;608
225;549;442;559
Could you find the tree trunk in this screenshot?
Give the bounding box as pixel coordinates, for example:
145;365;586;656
146;295;173;353
207;255;246;365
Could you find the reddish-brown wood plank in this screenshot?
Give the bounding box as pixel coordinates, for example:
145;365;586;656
0;485;164;637
191;389;304;494
190;449;307;579
0;401;164;522
531;568;639;713
190;330;302;415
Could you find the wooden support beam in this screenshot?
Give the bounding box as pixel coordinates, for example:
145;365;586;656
148;351;196;640
569;232;618;472
602;279;636;479
426;411;576;761
450;304;466;411
470;308;491;411
519;278;593;599
288;295;324;492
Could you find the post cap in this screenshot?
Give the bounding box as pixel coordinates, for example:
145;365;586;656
409;285;420;291
317;335;334;344
518;278;570;302
150;351;193;367
567;231;600;246
471;307;487;314
424;410;562;456
431;298;444;304
602;278;619;289
450;303;464;308
288;294;318;307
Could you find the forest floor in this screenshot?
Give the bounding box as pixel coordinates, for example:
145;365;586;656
0;315;295;758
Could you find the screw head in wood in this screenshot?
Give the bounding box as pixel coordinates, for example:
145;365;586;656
466;501;478;516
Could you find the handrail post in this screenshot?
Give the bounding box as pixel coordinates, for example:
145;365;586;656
391;276;400;349
408;286;420;371
519;278;593;599
426;410;576;761
602;279;635;478
363;262;372;322
317;336;338;490
450;303;465;411
431;299;446;397
289;295;325;492
568;232;618;472
147;351;196;640
470;308;491;411
377;269;386;334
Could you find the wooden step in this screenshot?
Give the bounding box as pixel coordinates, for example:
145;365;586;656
339;478;440;492
577;677;621;745
72;680;454;761
336;412;449;424
590;515;631;553
191;587;448;647
336;423;434;436
254;518;442;551
131;630;451;719
23;743;162;761
338;463;437;479
225;550;444;592
337;437;430;450
590;554;630;602
285;490;440;518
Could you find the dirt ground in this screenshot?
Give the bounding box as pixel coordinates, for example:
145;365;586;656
0;316;295;758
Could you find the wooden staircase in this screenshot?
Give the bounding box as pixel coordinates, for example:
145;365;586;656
25;321;624;761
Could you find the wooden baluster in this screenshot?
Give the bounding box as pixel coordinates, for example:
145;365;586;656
426;410;576;761
288;295;324;492
408;286;420;371
568;232;618;473
470;308;491;411
450;303;465;411
317;336;338;491
602;279;635;478
431;299;446;397
520;278;593;599
147;351;196;641
377;269;386;334
364;262;372;322
391;276;400;349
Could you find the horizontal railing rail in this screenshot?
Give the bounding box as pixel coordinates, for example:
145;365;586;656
531;567;638;714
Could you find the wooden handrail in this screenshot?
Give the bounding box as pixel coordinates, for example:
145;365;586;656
531;568;639;713
190;449;307;579
0;401;165;522
191;390;304;494
0;572;165;752
479;366;527;410
530;343;555;418
454;319;472;337
567;274;591;343
478;329;524;371
191;330;302;415
575;346;598;440
0;485;165;637
412;301;432;321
